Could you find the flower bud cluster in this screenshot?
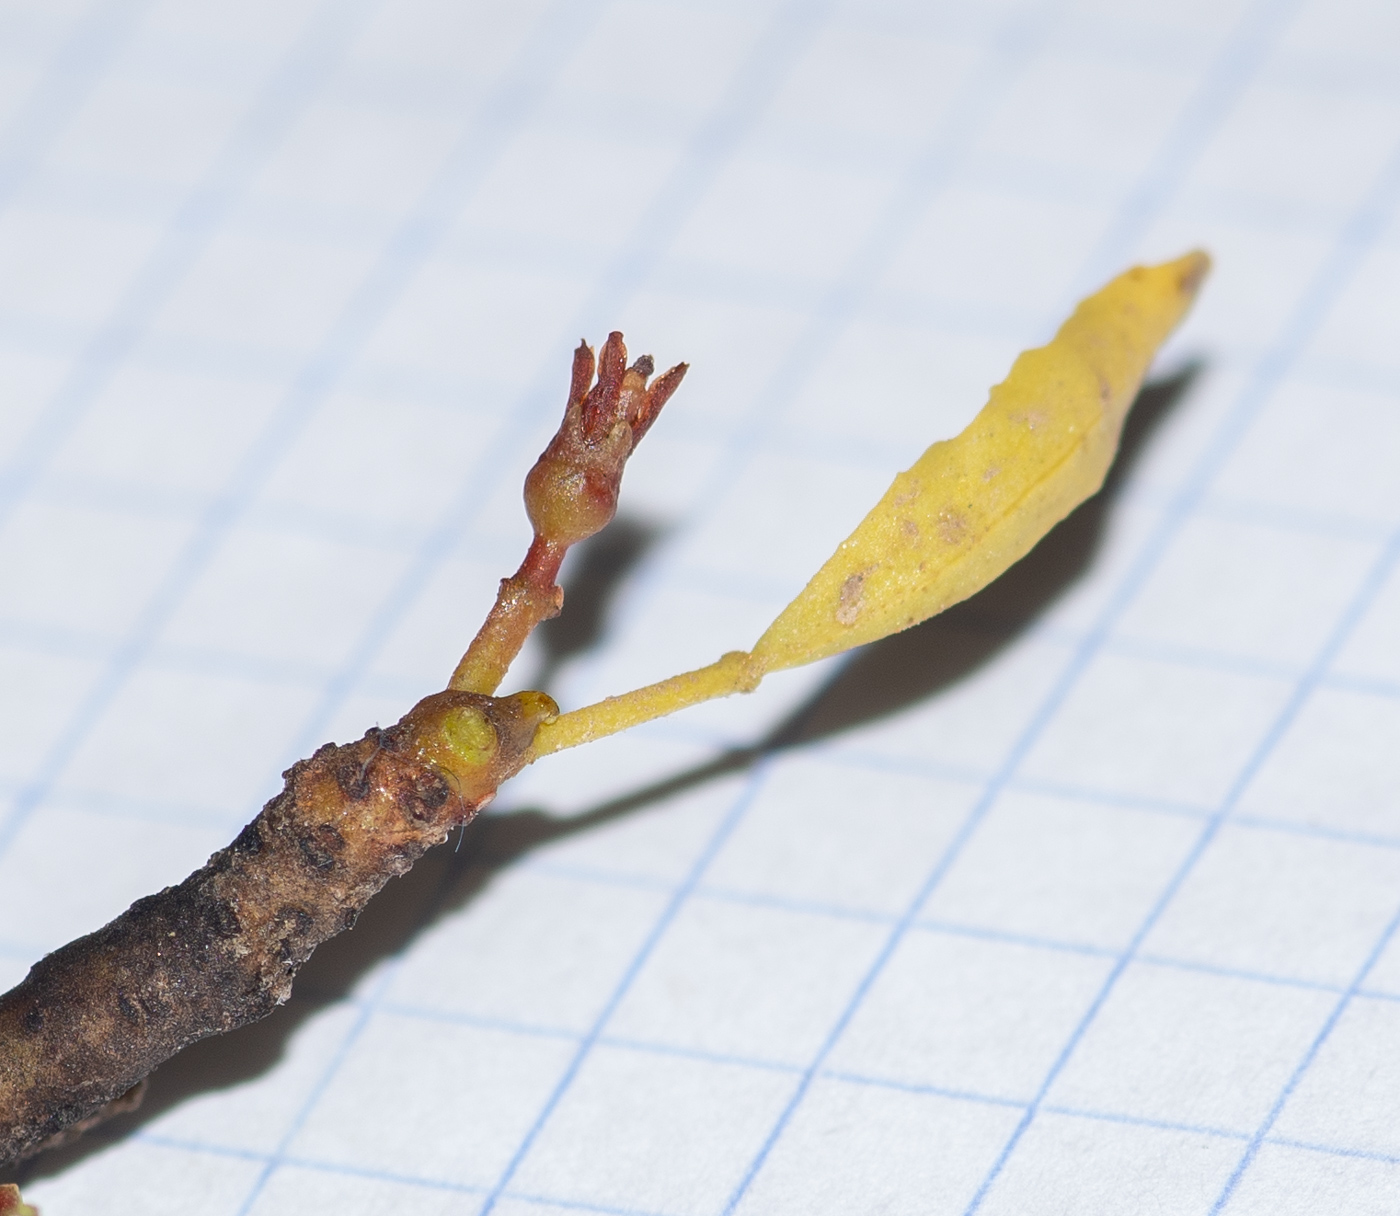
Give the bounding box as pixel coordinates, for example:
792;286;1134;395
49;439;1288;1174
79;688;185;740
449;332;685;695
523;332;687;550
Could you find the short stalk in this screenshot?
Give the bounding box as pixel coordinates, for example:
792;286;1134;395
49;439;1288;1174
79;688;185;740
450;537;566;694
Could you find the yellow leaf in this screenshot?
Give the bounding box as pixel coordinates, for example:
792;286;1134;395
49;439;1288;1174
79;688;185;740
750;251;1210;673
529;251;1210;758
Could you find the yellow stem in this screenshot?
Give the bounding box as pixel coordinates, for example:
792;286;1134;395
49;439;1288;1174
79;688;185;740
527;650;764;759
524;253;1210;764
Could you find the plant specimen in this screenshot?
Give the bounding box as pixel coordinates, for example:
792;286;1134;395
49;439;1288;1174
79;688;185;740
0;252;1209;1193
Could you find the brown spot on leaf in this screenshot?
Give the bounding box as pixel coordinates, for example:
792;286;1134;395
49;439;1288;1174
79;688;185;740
836;573;865;626
892;476;921;508
938;509;969;545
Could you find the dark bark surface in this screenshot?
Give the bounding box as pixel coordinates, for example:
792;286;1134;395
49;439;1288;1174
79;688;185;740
0;688;550;1167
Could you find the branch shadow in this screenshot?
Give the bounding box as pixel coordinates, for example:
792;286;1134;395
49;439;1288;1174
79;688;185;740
8;362;1200;1185
530;515;665;695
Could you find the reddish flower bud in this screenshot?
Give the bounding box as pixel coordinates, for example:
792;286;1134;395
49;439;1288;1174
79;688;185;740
451;332;687;695
524;332;687;550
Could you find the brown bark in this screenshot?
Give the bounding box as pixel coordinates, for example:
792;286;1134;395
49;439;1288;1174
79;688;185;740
0;688;554;1168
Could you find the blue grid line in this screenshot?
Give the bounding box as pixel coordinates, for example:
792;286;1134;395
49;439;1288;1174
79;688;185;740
593;1035;805;1075
1206;516;1400;1206
564;0;1070;721
1357;988;1400;1005
86;327;306;381
5;5;1399;1211
0;0;147;213
1134;954;1348;995
146;1126;695;1216
720;26;1396;1216
804;1081;1288;1155
1193;493;1399;542
32;787;244;832
957;163;1400;1214
276;0;839;761
697;738;993;789
1230;813;1400;853
1003;775;1214;819
0;149;1377;472
274;1156;482;1195
1293;352;1400;396
3;412;1393;662
29;471;224;522
373;1002;584;1043
1097;635;1304;683
819;1069;1030;1111
584;698;1400;847
232;500;443;553
131;1069;1400;1184
1265;1136;1400;1167
135;1132;274;1165
630;714;998;781
690;883;902;926
911;918;1119;960
138;1131;490;1195
559;0;842;333
136;1086;1400;1215
0;0;603;866
716;644;1130;1208
0;620;113;659
0;0;380;529
226;8;853;1200
212;10;621;1212
632;655;1400;780
508;858;678;895
1036;1104;1251;1143
498;1191;670;1216
439;11;1092;1198
126;992;1400;1210
1212;907;1400;1208
148;1106;1400;1216
0;1;386;861
139;644;336;688
1324;671;1400;702
649;251;1052;335
198;9;851;1193
1072;0;1306;289
300;929;1363;1046
18;662;1399;878
472;761;777;1215
227;803;528;1212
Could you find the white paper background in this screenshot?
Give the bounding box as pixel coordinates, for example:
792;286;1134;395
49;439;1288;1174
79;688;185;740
1;0;1399;1212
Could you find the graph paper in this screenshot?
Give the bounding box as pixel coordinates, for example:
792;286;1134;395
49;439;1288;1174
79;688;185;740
2;0;1399;1211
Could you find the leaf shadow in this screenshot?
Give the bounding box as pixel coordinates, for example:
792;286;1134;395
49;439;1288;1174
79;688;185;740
8;361;1200;1184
